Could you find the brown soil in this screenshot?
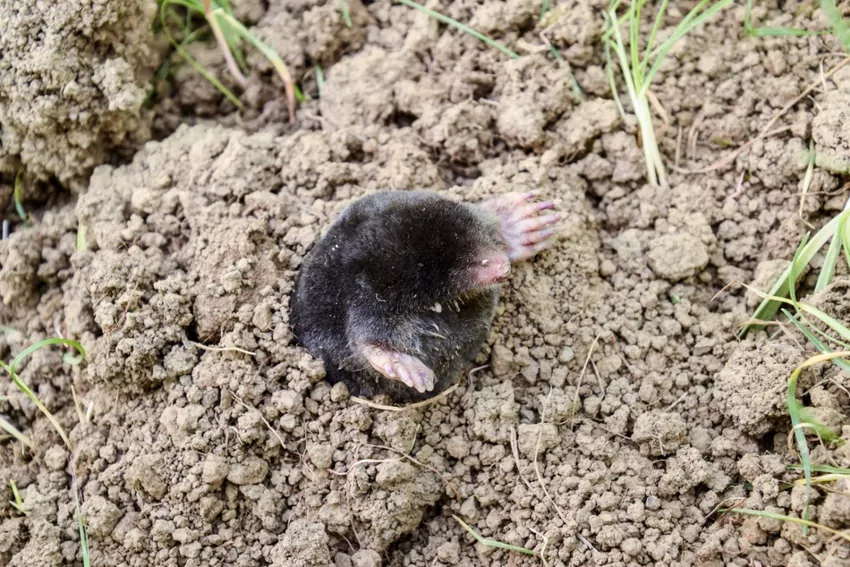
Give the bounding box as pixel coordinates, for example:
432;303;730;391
3;1;850;566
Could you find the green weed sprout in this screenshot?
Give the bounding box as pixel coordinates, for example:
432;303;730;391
338;0;352;27
603;0;732;188
9;480;26;515
0;338;89;566
452;515;539;558
13;171;27;224
158;0;302;122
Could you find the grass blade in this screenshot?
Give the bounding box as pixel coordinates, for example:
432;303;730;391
338;0;353;27
744;0;823;37
722;508;850;544
539;0;550;22
160;0;245;109
799;140;816;219
13;171;28;223
452;515;538;556
787;363;812;531
204;0;248;87
741;213;844;336
822;0;850;52
395;0;519;59
2;339;86;450
842;207;850;270
750;285;850;347
641;0;732;95
789;463;850;475
797;301;850;344
0;415;31;447
787;351;850;532
783;309;850;373
629;0;642;87
794;473;850;485
815;227;842;293
604;37;626;120
787;232;813;307
212;8;303;121
10;338;85;373
315;65;325;97
73;485;91;567
641;0;669;76
9;480;27;515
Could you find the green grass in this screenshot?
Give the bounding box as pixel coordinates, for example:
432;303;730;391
338;0;352;27
315;65;326;97
603;0;733;188
822;0;850;51
452;515;539;557
789;463;850;475
8;480;27;515
740;205;850;337
721;508;850;545
157;0;303;121
394;0;582;100
737;198;850;530
0;414;30;447
13;172;28;224
0;338;89;566
539;0;551;23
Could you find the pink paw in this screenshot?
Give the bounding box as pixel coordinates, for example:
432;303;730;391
361;344;437;393
481;192;561;262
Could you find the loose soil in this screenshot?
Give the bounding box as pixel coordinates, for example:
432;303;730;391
3;1;850;566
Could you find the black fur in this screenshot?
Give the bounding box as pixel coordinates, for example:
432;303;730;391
290;191;503;403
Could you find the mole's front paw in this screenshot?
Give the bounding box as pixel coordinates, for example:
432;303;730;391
481;192;561;262
361;345;437;393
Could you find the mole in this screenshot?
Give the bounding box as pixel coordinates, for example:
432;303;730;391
290;190;561;403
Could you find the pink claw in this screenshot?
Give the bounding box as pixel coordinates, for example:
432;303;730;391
480;192;563;262
361;344;437;393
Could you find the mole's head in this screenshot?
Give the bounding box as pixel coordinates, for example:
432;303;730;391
352;196;509;309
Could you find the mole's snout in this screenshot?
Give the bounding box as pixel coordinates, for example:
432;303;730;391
471;249;511;286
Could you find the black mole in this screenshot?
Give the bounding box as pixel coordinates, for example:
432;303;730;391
290;190;560;403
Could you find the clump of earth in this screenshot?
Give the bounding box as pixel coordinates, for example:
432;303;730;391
2;1;850;566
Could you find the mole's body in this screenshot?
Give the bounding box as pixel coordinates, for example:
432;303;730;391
290;190;559;403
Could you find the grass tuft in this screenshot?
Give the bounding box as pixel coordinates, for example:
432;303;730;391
603;0;733;188
785;352;850;532
2;338;89;566
741;204;850;338
157;0;302;121
1;338;85;448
